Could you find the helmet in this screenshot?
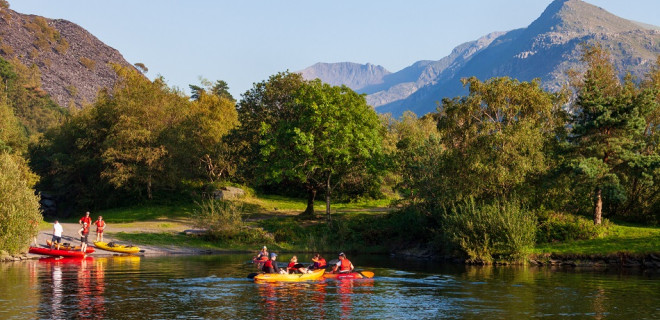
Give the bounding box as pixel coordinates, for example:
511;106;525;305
339;252;345;257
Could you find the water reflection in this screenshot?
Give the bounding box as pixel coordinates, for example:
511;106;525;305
0;254;657;319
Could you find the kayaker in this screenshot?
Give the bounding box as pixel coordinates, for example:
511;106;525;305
310;253;327;270
287;256;311;274
332;252;354;274
95;216;106;242
262;253;285;274
78;222;90;253
51;220;63;249
79;211;92;227
253;246;269;269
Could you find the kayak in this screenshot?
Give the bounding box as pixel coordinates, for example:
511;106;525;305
254;269;325;282
29;246;88;258
45;240;95;254
323;271;374;279
38;256;94;264
93;241;140;254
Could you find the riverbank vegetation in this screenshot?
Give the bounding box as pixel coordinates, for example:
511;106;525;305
1;45;658;261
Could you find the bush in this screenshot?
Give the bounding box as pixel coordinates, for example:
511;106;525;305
192;199;244;240
0;153;42;254
442;199;536;263
536;211;609;243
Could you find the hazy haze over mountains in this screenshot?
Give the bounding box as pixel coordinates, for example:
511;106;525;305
299;0;660;116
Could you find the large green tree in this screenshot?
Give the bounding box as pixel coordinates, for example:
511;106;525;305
237;72;384;218
569;46;657;225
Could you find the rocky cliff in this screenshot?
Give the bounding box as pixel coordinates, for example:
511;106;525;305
0;7;134;108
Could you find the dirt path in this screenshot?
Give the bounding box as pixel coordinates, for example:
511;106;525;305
32;218;211;257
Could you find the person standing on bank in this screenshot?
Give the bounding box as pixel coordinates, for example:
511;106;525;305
51;220;63;249
78;222;90;253
94;216;106;242
79;211;92;227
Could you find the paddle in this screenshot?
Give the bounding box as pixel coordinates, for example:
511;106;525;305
357;271;374;278
247;272;259;279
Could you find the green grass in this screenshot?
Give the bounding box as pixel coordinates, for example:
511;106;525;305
533;223;660;255
91;203;195;223
111;231;258;252
240;193;393;215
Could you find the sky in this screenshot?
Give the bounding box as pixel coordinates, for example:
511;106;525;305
10;0;660;99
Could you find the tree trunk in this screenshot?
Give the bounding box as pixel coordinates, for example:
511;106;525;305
147;175;153;200
594;188;602;225
325;174;331;221
301;188;317;216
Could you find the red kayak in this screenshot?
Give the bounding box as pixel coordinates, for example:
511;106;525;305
39;256;94;264
29;246;91;257
323;271;374;279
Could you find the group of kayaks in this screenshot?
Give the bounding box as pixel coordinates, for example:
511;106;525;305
28;240;141;258
251;269;375;282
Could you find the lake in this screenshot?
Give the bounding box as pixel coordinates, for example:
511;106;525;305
0;254;658;319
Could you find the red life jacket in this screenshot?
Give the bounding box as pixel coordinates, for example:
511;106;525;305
318;258;327;268
263;259;273;269
82;225;90;235
339;258;352;272
95;220;105;231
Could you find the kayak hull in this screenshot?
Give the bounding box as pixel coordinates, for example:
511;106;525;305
323;272;364;279
29;246;88;258
45;240;95;254
254;269;325;282
94;241;140;254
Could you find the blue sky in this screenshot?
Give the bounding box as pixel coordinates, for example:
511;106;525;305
10;0;660;99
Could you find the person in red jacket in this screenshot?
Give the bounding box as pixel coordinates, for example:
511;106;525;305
332;252;354;274
78;222;90;253
79;211;92;227
287;256;310;274
262;253;285;274
310;253;327;270
94;216;106;242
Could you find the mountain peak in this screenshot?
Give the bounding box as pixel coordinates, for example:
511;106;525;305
528;0;643;34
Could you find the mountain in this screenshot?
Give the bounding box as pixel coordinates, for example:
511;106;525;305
300;0;660;116
0;7;134;108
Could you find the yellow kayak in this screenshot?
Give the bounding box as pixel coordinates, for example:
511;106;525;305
254;269;325;282
93;241;140;254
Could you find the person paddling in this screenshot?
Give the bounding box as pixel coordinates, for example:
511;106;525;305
253;246;269;269
310;253;327;270
332;252;354;274
94;216;106;242
287;256;310;274
262;253;284;274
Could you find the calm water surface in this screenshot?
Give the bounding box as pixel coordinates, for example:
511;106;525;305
0;254;658;319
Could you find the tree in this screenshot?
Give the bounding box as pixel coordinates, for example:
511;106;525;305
237;72;384;218
0;152;42;255
569;45;655;225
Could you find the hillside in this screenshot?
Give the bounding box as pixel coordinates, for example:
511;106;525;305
301;0;660;116
0;7;134;108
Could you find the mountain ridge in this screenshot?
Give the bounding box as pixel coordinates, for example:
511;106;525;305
300;0;660;116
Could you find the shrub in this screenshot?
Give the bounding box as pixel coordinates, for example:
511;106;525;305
536;211;610;243
79;57;96;70
442;199;536;263
0;153;42;254
192;199;244;240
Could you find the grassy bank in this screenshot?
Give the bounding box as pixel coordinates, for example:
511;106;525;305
533;224;660;255
102;195;659;259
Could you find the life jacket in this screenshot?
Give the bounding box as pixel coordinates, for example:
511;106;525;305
339;258;352;272
82;225;90;235
95;220;105;231
318;258;327;268
263;259;273;270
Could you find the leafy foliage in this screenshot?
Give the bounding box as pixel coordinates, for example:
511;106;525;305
442;199;537;263
0;152;42;254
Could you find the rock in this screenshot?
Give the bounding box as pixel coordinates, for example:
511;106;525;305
213;186;245;200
